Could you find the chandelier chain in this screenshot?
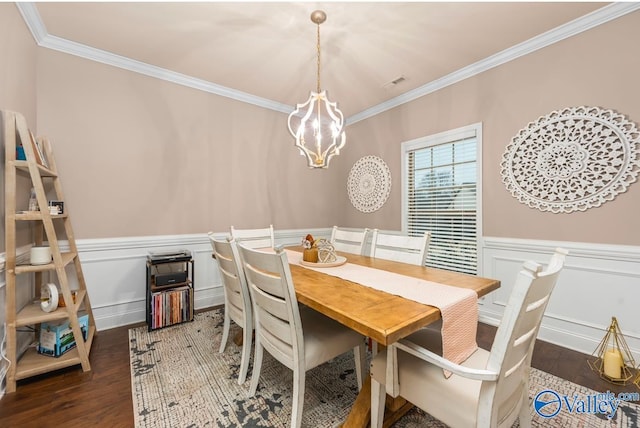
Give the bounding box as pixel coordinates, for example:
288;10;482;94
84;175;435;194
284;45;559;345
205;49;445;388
316;22;321;93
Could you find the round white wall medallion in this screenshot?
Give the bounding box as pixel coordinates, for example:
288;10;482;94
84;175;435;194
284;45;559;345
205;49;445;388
347;155;391;213
501;106;640;213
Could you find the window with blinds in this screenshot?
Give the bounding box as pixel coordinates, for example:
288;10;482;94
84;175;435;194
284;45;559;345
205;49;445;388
402;124;482;275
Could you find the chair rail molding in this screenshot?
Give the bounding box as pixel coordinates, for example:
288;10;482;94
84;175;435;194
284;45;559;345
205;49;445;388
481;236;640;361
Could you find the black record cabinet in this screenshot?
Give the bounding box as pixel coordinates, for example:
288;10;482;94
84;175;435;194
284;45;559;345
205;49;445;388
146;250;194;331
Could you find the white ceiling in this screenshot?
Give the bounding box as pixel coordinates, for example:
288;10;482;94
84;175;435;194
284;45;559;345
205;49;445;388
22;2;631;122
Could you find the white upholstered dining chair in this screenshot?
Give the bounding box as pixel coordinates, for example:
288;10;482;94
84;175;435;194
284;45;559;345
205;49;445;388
208;233;253;385
230;224;275;249
370;248;568;428
238;244;367;428
369;230;431;266
329;226;369;255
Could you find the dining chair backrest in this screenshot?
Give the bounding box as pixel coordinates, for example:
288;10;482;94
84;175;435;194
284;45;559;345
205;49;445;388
239;244;302;371
369;230;431;266
330;226;369;255
480;248;568;425
239;244;367;428
230;224;275;249
208;233;253;384
209;235;252;329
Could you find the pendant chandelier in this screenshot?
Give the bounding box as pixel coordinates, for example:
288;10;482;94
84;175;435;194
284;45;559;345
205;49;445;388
288;10;346;169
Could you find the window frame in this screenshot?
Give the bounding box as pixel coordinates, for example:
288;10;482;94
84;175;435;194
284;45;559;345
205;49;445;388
401;122;483;275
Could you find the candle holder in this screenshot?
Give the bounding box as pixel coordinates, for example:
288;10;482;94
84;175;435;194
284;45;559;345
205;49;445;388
587;317;637;385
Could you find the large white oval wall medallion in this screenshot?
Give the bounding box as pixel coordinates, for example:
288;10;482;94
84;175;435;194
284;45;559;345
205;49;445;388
501;106;640;213
347;155;391;213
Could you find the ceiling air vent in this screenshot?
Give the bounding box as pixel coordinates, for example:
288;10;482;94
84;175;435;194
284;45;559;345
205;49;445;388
382;75;406;89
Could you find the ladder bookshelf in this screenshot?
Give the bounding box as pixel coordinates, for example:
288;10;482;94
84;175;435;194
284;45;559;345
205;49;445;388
2;110;96;393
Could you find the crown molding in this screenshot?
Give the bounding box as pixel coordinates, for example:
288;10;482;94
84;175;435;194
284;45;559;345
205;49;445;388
15;2;292;115
40;34;293;114
346;2;640;125
16;2;640;124
15;2;46;43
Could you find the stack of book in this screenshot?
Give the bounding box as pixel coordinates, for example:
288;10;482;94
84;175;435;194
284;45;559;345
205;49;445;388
150;286;193;330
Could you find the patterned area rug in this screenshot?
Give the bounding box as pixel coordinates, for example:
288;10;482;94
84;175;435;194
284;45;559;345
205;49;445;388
129;309;639;427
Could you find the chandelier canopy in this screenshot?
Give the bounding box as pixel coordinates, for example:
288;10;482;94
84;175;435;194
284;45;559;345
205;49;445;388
288;10;346;169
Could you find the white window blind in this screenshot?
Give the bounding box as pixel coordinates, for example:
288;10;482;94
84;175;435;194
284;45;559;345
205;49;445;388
402;124;481;275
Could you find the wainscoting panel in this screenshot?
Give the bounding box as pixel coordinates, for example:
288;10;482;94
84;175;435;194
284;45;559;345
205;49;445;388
481;237;640;362
72;234;207;330
2;231;636;362
73;228;330;330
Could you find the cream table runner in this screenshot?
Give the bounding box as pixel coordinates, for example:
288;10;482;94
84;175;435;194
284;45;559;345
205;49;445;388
285;249;479;373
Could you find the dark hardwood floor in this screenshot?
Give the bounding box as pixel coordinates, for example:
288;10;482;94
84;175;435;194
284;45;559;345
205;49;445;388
1;308;637;427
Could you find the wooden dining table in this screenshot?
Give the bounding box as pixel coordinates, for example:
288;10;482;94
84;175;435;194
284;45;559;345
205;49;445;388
285;246;500;428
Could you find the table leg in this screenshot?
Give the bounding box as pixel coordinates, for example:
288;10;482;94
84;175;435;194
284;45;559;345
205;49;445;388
341;376;371;427
233;329;254;346
233;330;243;346
382;398;413;428
340;376;413;428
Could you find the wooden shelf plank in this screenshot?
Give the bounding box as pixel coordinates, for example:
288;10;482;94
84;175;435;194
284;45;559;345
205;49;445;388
15;303;75;327
15;211;68;221
13;159;58;177
15;289;89;326
15;252;76;274
15;348;81;380
15;326;95;380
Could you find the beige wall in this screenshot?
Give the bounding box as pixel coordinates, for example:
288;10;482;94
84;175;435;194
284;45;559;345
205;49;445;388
0;4;37;123
3;7;640;246
343;10;640;246
36;49;343;239
0;3;38;251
